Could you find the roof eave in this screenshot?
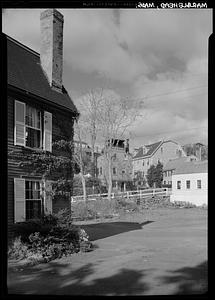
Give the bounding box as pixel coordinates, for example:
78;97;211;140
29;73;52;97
8;84;79;117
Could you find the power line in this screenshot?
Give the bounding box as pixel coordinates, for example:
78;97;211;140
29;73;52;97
143;85;207;100
136;72;207;88
144;92;207;104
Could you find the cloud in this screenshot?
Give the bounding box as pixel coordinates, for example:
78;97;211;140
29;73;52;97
62;9;148;82
119;9;211;77
2;9;41;51
3;9;211;84
3;8;210;146
129;108;207;148
133;70;208;120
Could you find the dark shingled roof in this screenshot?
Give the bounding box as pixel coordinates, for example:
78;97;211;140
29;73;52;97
163;157;189;171
7;35;78;114
133;141;162;159
174;160;208;175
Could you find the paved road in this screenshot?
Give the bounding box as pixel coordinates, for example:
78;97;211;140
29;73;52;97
7;208;207;295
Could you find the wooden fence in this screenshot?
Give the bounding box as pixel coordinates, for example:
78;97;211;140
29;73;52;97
71;187;172;203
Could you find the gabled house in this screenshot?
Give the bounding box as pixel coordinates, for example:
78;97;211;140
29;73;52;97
170;160;208;206
163;155;198;187
7;9;78;234
132;140;186;186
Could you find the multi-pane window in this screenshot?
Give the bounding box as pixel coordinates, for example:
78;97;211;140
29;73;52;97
25;105;41;148
177;181;181;189
186;180;190;189
15;101;52;151
197;180;202;189
25;180;41;220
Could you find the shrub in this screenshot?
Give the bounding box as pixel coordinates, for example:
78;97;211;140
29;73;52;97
53;208;74;228
8;209;93;264
8;236;29;260
114;195;139;212
71;202;99;220
28;232;77;262
12;219;52;242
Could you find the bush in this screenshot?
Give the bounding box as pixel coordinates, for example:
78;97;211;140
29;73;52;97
114;195;139;212
8;236;29;260
12;219;53;242
8;209;93;264
71;198;120;220
71;196;140;220
71;202;99;220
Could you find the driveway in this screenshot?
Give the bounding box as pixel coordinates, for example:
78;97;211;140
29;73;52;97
7;208;208;295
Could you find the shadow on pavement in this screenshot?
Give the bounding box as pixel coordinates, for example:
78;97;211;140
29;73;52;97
80;221;154;241
157;260;208;295
8;262;149;295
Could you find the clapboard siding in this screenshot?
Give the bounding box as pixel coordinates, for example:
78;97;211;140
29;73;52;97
8;89;75;236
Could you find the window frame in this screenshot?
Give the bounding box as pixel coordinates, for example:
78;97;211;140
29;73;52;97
177;181;181;189
14;100;52;151
25;104;42;149
197;179;202;189
25;179;42;220
186;180;191;189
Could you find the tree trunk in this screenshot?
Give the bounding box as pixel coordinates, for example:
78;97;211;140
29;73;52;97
91;130;96;178
80;172;87;201
107;153;112;201
41;176;46;218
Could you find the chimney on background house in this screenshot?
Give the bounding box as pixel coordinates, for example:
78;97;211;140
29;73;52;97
40;9;64;92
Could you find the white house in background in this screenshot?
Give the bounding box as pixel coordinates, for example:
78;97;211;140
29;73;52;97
170;160;208;206
163;155;198;187
132;140;186;185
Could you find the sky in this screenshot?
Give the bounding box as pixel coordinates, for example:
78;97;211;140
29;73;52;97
3;8;211;151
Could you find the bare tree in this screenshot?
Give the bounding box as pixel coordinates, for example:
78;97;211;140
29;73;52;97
73;119;90;201
96;90;143;200
75;87;143;200
77;89;104;177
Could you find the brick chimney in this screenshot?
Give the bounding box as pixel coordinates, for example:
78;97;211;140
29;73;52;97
40;9;64;92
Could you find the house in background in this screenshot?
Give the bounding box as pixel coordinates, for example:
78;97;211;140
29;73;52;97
97;139;133;191
73;140;100;176
170;160;208;206
7;9;78;234
182;142;208;161
163;155;198;187
132;140;186;187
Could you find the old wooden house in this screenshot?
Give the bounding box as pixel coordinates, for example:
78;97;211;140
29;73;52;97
7;9;78;234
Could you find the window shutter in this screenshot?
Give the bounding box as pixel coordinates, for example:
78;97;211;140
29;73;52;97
14;178;25;222
15;101;25;146
43;111;52;152
44;180;52;214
